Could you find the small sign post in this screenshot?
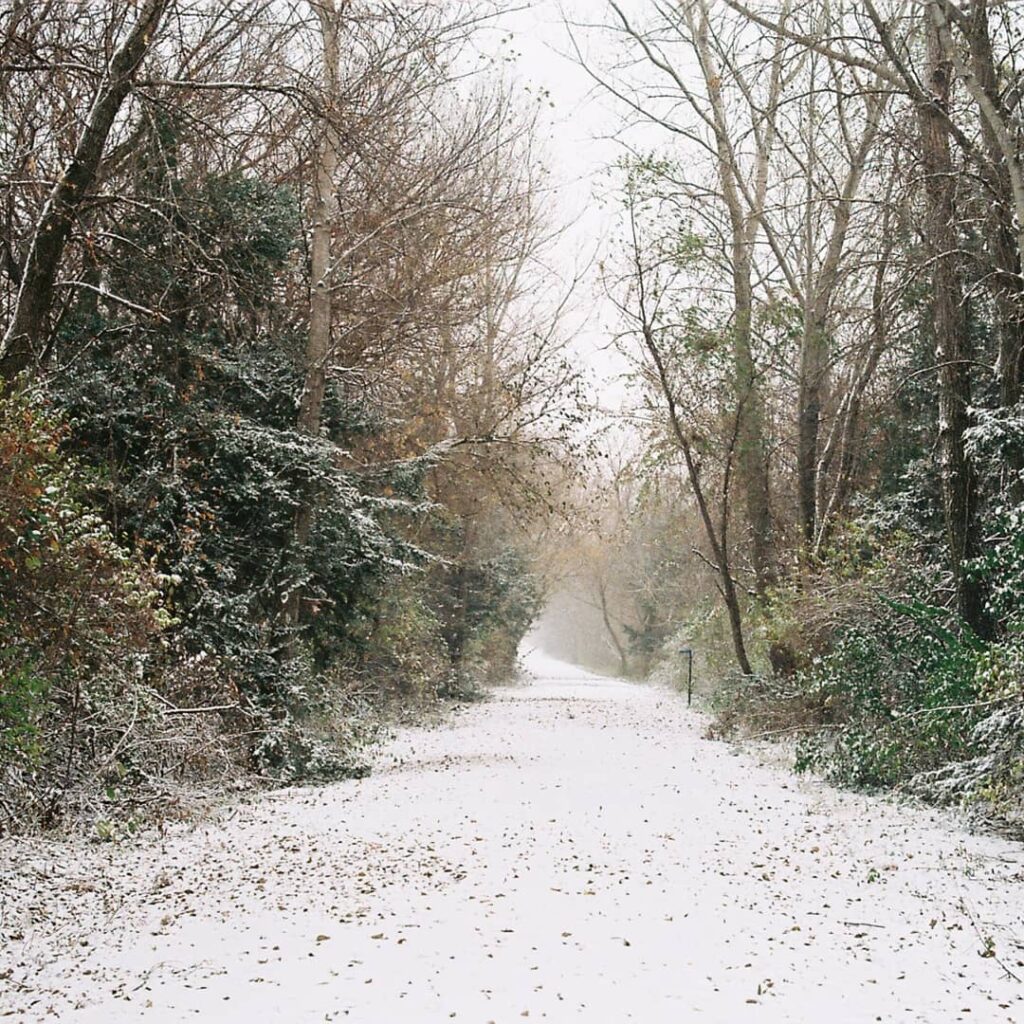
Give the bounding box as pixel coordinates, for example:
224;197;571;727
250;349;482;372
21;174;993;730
681;647;694;707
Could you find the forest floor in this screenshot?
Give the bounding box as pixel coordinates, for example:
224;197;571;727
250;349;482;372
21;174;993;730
2;652;1024;1023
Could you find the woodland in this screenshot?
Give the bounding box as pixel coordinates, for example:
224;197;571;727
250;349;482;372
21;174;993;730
4;0;1024;841
0;0;580;832
545;0;1024;834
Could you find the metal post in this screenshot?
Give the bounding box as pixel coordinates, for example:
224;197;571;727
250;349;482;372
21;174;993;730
681;647;693;706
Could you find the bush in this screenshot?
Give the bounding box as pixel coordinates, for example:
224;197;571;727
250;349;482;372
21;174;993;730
904;633;1024;831
791;602;982;788
0;393;211;830
47;168;436;780
355;582;453;701
708;572;990;790
436;546;543;690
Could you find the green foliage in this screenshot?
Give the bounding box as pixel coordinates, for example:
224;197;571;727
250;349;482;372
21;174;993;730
2;99;555;829
0;392;163;679
707;511;1022;798
437;546;543;689
249;647;381;783
49;169;428;777
0;392;190;826
0;667;48;766
792;601;982;788
355;583;452;700
26;161;547;791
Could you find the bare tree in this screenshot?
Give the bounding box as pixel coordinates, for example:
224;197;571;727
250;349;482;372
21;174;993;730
571;2;785;601
613;185;754;675
0;0;168;384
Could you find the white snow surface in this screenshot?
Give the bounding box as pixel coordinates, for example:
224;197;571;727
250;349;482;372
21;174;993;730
3;651;1024;1022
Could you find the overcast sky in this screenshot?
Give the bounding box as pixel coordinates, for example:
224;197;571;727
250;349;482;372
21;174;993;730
479;1;658;413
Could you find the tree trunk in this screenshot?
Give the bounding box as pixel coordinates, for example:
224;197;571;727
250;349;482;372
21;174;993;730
732;254;775;598
815;253;889;556
0;0;167;385
799;82;884;554
797;64;824;553
962;1;1024;408
641;317;754;676
596;578;629;676
919;14;987;635
285;1;342;637
797;317;827;550
693;0;782;599
298;4;341;441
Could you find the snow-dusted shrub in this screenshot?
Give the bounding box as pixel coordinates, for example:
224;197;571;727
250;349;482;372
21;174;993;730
0;394;231;832
346;581;452;703
904;633;1024;830
790;599;983;789
435;546;544;691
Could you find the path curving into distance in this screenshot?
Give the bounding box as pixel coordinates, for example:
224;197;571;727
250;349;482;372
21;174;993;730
3;651;1023;1022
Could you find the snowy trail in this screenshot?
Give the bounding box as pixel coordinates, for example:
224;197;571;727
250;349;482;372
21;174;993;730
3;652;1024;1023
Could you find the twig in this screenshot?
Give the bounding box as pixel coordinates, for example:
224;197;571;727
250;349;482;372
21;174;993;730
690;546;757;597
898;697;1013;721
0;794;17;826
747;724;839;740
97;695;140;772
57;280;170;321
161;703;239;716
959;896;1022;983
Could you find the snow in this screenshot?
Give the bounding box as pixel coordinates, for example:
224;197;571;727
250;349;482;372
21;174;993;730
3;651;1023;1022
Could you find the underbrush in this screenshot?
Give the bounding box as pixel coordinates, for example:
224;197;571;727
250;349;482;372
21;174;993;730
0;393;541;837
682;493;1024;830
707;578;1024;832
0;394;242;833
786;603;984;789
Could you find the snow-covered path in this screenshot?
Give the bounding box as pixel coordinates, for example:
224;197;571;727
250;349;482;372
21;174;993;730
3;652;1024;1022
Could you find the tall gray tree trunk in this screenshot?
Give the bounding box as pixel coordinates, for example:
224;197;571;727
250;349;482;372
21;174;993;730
798;321;827;549
693;0;784;600
285;1;342;638
963;1;1024;408
298;3;341;440
919;13;987;635
731;251;775;599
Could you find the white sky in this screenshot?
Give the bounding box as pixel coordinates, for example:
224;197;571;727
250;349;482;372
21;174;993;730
479;1;660;414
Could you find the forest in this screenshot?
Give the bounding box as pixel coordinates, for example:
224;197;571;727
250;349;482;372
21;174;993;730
0;0;581;832
545;0;1024;835
3;0;1024;845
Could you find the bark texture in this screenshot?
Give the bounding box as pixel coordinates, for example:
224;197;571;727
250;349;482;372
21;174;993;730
0;0;167;385
918;13;987;635
286;0;342;637
694;0;781;598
